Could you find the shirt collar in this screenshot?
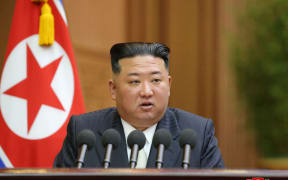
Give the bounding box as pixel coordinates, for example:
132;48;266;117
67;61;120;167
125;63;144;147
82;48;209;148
121;119;157;145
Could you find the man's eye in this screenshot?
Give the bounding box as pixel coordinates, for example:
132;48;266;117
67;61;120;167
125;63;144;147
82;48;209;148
152;79;161;83
129;80;140;84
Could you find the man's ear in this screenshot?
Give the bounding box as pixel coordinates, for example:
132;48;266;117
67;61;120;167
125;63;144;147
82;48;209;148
168;75;172;96
109;79;116;100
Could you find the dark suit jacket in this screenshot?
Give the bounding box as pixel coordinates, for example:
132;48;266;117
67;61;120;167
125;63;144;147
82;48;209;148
54;107;225;168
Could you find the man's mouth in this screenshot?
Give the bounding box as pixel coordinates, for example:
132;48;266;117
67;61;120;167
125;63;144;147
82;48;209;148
140;102;153;110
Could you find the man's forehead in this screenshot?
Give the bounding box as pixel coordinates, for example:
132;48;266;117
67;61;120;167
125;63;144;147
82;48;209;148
127;71;162;77
119;55;165;70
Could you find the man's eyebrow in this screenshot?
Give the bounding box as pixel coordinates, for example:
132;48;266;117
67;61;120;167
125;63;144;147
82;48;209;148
127;72;139;76
151;71;162;75
127;71;162;76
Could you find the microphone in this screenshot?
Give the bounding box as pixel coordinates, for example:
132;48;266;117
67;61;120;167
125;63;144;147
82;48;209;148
152;128;172;169
76;129;96;168
101;128;121;168
127;130;146;168
178;129;197;169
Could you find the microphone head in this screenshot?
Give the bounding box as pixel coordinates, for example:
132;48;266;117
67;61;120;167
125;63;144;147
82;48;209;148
178;129;197;148
127;130;146;150
152;128;172;149
102;128;121;149
76;129;96;150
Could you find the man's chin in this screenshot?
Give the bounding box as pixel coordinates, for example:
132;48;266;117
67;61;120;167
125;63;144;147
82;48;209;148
137;111;154;119
136;114;160;125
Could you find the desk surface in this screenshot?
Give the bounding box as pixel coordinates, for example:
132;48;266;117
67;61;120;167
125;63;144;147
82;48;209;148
0;169;288;179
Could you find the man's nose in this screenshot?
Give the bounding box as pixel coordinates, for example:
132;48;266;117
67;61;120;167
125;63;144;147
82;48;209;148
140;82;153;97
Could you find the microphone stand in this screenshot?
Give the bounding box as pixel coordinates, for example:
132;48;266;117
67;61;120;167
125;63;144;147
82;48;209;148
182;144;191;169
76;144;88;168
130;144;139;168
156;144;165;169
103;144;113;168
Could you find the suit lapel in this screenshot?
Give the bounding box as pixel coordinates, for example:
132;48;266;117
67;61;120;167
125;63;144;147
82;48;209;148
146;109;182;168
96;110;129;168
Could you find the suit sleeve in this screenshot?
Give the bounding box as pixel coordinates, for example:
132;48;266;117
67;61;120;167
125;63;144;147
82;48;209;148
200;119;225;168
53;116;78;167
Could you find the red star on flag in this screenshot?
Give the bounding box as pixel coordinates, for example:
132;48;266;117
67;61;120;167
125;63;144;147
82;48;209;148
4;44;65;134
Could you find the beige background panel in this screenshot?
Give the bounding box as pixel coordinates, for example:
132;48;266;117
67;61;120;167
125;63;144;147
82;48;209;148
74;46;114;111
0;0;14;67
167;0;199;114
63;0;127;53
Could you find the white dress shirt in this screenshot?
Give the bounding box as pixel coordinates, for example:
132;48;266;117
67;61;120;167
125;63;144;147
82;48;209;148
121;119;157;168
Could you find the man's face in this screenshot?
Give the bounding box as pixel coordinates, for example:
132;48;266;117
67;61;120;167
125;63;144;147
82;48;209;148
109;55;171;130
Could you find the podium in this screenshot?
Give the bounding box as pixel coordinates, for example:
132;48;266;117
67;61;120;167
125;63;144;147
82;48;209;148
1;169;288;179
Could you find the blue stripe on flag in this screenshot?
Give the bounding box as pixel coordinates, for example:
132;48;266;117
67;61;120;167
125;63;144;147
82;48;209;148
53;0;68;25
0;146;11;167
0;158;5;168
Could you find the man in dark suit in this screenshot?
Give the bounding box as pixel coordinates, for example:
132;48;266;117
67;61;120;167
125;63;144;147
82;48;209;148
54;42;225;168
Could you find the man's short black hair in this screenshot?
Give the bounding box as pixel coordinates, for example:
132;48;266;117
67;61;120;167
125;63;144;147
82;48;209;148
110;42;170;74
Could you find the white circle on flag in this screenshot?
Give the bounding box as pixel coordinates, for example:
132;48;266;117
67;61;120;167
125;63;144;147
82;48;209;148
0;35;74;140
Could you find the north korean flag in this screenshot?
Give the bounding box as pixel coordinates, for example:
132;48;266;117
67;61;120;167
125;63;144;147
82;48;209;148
0;0;85;167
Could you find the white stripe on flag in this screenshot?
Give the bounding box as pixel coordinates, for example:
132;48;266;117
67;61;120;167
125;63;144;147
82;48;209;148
53;0;68;25
0;146;13;168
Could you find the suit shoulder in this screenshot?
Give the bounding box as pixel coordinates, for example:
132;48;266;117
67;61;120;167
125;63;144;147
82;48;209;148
72;107;117;120
69;107;118;129
167;107;212;129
